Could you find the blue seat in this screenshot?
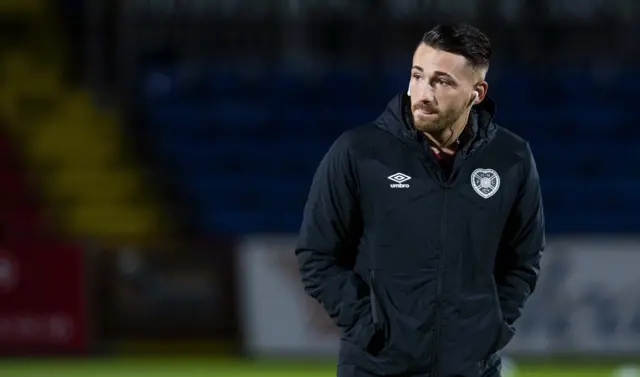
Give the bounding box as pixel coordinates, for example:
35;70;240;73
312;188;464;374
255;177;309;211
200;209;303;234
148;102;206;125
316;69;368;99
165;142;248;174
148;100;271;130
200;210;269;234
213;101;271;129
263;69;311;99
140;67;181;102
183;175;257;211
162;140;325;178
205;68;248;96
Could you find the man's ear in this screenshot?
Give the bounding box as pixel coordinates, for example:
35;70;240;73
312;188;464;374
474;81;488;104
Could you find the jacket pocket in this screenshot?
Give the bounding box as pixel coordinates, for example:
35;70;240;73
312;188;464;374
490;321;515;354
458;291;515;359
340;272;385;355
342;314;377;351
489;307;515;354
451;292;503;365
489;281;515;354
372;270;437;361
366;270;388;356
370;271;379;325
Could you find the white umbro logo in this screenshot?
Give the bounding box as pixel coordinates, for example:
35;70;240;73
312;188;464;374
388;173;411;188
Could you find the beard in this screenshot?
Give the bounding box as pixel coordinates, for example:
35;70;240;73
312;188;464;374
411;102;466;134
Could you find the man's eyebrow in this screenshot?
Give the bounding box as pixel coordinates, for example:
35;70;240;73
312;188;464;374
412;66;457;81
433;70;456;80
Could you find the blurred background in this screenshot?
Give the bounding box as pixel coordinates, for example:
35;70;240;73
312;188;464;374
0;0;639;376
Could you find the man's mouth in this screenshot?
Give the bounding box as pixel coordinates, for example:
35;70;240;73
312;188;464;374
414;109;438;116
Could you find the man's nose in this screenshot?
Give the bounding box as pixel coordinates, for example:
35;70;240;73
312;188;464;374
414;84;435;102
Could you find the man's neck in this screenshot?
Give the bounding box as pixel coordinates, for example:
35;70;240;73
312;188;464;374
423;113;470;155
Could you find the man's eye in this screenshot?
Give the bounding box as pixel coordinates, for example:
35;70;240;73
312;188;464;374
436;79;450;86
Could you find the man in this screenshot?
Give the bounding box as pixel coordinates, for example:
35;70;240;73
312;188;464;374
295;23;545;377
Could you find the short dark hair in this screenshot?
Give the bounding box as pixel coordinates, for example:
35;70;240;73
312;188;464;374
421;23;491;69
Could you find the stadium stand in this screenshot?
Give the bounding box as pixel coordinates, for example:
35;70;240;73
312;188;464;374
138;63;638;235
0;1;169;242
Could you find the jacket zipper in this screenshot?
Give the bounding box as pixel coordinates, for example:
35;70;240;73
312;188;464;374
431;187;448;377
370;271;378;325
418;137;457;376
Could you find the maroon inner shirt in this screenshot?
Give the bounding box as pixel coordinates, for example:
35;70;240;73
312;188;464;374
432;145;457;177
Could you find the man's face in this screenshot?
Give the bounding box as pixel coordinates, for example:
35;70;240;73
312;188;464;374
408;44;483;133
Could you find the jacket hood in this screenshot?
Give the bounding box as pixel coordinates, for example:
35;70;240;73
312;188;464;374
373;92;498;157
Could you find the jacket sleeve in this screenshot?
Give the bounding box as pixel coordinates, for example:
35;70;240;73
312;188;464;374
494;143;545;326
295;132;369;328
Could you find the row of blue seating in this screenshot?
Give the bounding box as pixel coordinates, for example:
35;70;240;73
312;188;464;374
178;175;638;209
139;65;639;235
153;138;640;174
193;208;638;235
147;102;630;128
141;65;636;97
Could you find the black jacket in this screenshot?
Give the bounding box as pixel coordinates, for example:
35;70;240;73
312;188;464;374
295;93;545;377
